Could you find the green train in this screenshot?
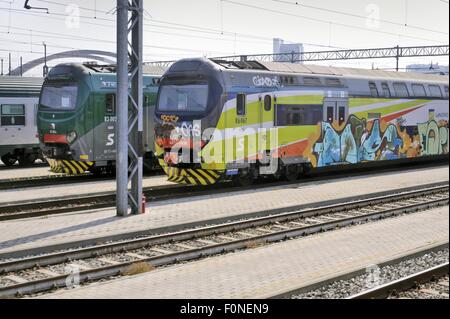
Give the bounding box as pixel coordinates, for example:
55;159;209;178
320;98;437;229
0;76;44;167
37;63;165;174
154;58;449;186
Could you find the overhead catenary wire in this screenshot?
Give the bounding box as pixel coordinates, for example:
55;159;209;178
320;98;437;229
221;0;448;44
272;0;448;36
1;0;448;69
0;4;347;51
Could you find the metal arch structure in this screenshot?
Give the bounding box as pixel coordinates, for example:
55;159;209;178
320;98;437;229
116;0;144;217
9;50;117;76
146;45;450;71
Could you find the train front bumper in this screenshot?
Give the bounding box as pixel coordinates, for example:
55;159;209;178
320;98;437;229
46;158;94;175
158;159;222;186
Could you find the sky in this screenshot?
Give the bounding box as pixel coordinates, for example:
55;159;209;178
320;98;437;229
0;0;448;76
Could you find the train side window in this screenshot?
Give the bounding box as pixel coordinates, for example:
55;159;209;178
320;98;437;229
276;105;323;126
444;86;449;99
1;104;25;126
264;95;272;112
381;83;391;98
428;85;443;98
105;94;116;115
236;93;246;116
369;82;379;97
393;83;409;98
338;107;346;125
326;106;334;124
412;84;427;98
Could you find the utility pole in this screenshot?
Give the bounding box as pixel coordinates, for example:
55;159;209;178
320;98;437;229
8;53;11;76
116;0;144;216
20;57;23;76
43;42;48;77
396;45;400;72
1;59;3;76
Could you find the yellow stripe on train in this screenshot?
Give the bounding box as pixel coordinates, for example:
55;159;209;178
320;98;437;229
47;159;94;175
162;164;222;186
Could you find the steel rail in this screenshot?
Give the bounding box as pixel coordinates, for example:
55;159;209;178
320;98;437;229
347;263;449;299
0;174;106;191
0;185;447;298
0;161;447;221
0;182;232;221
0;163;48;171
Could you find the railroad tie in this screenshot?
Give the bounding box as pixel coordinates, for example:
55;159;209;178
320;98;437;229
97;258;121;265
35;269;61;277
237;231;257;238
124;252;148;260
216;235;237;242
149;247;175;255
4;275;28;284
195;239;219;246
174;243;197;250
420;289;449;298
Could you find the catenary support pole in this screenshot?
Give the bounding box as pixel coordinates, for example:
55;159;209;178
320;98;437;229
116;0;144;216
396;45;400;72
129;0;144;215
116;0;129;216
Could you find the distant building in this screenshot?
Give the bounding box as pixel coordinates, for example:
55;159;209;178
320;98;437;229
406;63;449;75
273;38;304;64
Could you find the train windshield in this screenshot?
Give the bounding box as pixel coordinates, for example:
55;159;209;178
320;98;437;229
40;83;78;110
157;83;208;112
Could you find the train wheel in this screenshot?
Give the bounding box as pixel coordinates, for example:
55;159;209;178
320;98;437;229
18;153;36;166
1;154;17;166
233;170;255;187
285;165;300;182
89;166;103;176
301;163;313;178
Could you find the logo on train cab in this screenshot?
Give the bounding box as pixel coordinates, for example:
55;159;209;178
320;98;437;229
101;81;117;88
253;75;280;88
161;115;180;123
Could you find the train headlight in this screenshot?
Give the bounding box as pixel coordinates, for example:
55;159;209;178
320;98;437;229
66;131;78;144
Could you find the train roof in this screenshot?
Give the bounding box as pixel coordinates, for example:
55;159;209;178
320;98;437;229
211;59;449;84
0;76;44;97
47;63;167;79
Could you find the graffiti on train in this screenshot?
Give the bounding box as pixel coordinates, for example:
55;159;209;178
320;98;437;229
312;115;404;166
418;119;449;156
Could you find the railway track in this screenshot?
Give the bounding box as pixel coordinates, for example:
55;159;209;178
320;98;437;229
0;171;167;191
0;162;48;171
0;184;447;298
348;263;449;299
0;181;232;221
0;173;104;191
0;158;445;192
1;161;447;221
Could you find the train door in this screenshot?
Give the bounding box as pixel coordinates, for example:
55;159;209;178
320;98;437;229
93;93;117;162
323;97;349;125
337;100;348;126
258;93;276;171
143;94;155;154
